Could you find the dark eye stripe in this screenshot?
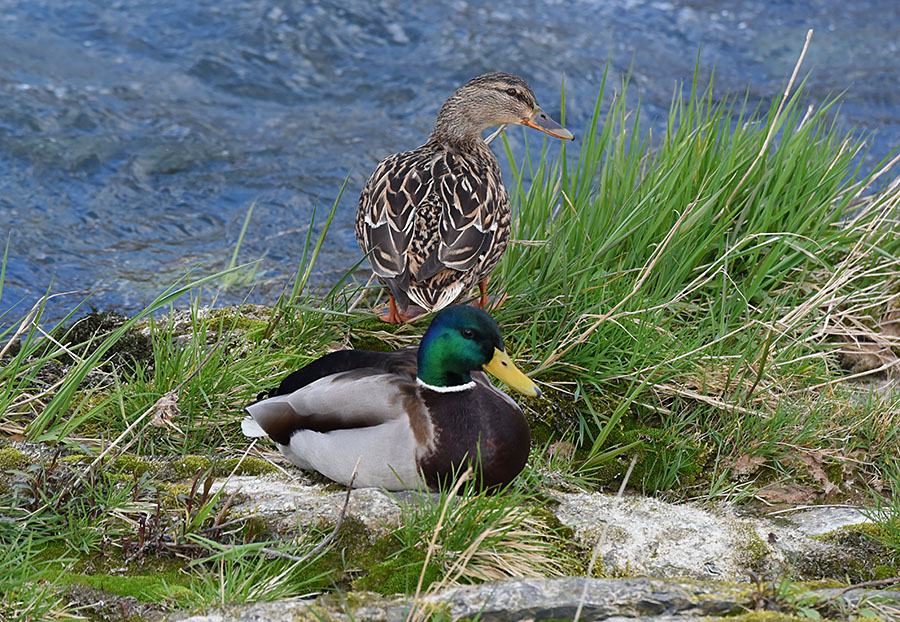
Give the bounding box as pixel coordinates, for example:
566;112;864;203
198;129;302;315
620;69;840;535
497;87;532;107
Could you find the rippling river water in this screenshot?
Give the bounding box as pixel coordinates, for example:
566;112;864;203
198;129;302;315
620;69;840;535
2;0;899;323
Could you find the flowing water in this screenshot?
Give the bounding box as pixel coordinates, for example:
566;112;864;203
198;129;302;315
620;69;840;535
2;0;899;323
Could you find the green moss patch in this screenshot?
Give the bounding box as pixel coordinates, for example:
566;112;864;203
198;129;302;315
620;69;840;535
349;523;444;596
32;541;193;605
57;570;191;603
170;455;212;479
348;333;394;352
212;456;277;477
112;454;156;477
353;544;439;595
0;445;31;471
207;307;271;335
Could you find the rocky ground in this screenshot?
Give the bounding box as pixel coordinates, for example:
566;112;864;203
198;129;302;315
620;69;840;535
171;579;900;622
163;471;900;621
4;308;900;621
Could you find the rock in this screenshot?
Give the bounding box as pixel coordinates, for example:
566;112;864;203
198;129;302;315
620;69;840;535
781;505;872;536
212;474;884;584
168;578;900;622
168;578;748;622
418;577;748;621
212;475;406;537
166;597;390;622
550;491;873;582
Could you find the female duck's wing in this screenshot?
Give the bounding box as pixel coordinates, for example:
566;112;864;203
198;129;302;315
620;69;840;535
356;150;429;309
415;152;508;283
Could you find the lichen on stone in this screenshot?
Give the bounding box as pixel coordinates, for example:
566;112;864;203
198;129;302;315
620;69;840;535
733;522;771;573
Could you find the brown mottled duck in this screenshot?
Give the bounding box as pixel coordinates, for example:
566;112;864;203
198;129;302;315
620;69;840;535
356;72;574;324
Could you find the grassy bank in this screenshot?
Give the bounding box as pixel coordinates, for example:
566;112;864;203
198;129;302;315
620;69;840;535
3;58;900;619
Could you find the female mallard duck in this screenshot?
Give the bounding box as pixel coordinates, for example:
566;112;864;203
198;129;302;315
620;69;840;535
356;72;573;324
242;306;540;491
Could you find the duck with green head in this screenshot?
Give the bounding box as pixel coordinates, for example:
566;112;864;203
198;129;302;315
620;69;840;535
243;306;540;491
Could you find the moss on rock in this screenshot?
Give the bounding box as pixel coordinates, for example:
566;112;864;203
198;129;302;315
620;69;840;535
723;613;809;622
0;445;31;471
212;456;277;477
207;306;271;335
58;310;154;374
353;544;439;595
59;453;91;466
112;454;155;477
593;414;713;494
348;334;394;352
58;570;190;603
799;527;899;582
170;455;212;479
734;522;770;574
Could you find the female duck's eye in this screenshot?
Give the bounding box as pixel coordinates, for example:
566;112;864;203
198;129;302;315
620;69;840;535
461;328;475;339
505;88;517;97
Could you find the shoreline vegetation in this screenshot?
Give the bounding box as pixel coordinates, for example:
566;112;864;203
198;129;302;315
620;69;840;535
4;39;900;619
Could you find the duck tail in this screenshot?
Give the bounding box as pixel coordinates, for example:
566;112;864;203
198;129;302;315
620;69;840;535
384;274;412;311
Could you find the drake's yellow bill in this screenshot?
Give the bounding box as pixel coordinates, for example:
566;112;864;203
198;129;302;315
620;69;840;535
483;348;541;398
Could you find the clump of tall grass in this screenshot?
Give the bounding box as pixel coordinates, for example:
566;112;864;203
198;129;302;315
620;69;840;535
365;469;576;622
492;55;900;490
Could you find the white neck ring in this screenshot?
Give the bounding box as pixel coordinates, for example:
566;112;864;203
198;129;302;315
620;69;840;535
416;377;476;393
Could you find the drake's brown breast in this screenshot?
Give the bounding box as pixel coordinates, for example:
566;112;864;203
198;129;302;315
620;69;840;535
417;385;530;491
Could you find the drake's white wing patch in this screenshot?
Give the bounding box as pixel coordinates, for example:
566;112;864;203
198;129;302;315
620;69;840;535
241;416;267;438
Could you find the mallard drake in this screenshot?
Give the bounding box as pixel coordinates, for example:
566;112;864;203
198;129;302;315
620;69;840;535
242;306;540;491
356;72;573;324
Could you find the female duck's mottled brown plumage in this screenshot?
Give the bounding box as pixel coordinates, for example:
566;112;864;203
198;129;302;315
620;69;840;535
356;72;573;323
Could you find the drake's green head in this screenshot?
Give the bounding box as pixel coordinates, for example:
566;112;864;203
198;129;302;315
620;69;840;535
417;306;540;397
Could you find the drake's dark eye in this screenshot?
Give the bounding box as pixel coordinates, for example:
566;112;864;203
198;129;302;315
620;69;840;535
505;88;517;97
461;328;475;339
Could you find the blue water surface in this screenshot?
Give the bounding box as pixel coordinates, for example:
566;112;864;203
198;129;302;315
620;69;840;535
2;0;899;324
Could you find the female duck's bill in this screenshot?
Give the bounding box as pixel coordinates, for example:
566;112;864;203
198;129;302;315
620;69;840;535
523;106;573;140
